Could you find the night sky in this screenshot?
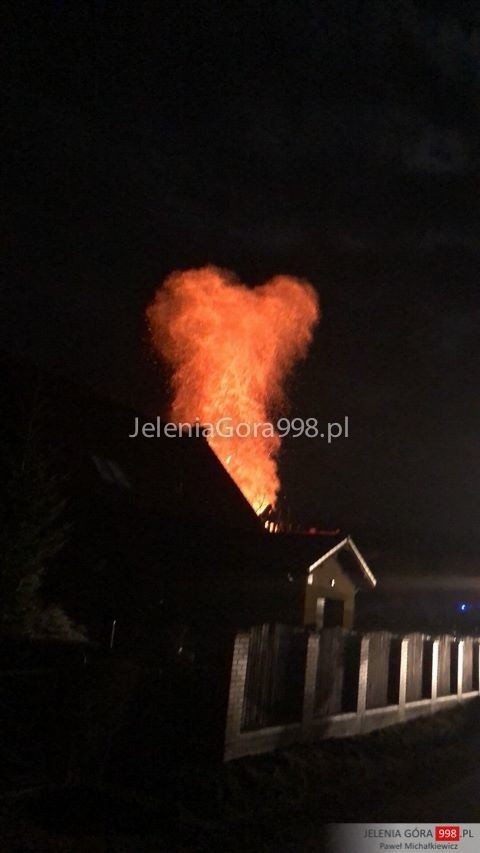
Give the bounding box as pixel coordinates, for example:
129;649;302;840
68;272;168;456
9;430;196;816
2;1;480;566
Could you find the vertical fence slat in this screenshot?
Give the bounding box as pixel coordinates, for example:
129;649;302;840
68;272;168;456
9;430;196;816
406;633;425;702
431;639;439;700
303;632;319;727
436;636;452;696
365;632;393;710
357;636;369;714
457;641;464;696
225;632;250;752
462;638;473;693
314;627;345;717
477;641;480;692
399;638;408;706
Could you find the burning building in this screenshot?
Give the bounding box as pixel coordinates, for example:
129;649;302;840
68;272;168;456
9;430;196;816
2;263;377;656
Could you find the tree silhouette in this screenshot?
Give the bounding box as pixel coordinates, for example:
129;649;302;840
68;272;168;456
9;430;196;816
0;363;84;639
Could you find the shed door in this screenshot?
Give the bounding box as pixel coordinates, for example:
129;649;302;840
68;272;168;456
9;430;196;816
323;598;344;628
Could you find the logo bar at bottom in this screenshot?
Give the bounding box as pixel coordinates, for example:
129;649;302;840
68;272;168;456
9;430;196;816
326;823;479;853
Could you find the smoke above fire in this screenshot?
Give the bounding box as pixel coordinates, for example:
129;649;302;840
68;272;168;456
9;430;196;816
146;266;320;514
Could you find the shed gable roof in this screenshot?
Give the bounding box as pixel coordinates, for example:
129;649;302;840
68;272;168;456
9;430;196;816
307;535;376;588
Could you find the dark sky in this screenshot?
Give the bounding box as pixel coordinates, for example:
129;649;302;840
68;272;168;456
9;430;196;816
2;1;480;559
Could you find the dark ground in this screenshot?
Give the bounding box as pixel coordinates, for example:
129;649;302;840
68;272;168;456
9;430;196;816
1;700;479;853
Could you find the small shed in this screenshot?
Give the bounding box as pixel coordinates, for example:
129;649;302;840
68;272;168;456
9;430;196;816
250;531;377;630
304;535;376;629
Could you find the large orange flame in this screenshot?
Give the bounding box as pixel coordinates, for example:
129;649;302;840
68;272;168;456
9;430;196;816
146;266;320;513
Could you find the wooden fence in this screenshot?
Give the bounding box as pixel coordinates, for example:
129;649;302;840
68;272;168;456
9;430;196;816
224;626;480;761
242;624;308;730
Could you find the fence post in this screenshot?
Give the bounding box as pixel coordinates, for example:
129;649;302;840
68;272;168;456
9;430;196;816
399;637;409;707
431;639;439;701
478;641;480;693
357;635;370;714
224;631;250;760
457;640;464;696
302;632;320;731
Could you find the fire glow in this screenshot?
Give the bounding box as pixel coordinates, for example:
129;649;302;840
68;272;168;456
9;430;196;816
147;266;320;514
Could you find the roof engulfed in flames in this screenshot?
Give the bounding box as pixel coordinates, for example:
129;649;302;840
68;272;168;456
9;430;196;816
147;265;320;514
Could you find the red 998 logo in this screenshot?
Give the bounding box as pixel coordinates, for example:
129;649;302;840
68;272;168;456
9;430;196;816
435;826;460;841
